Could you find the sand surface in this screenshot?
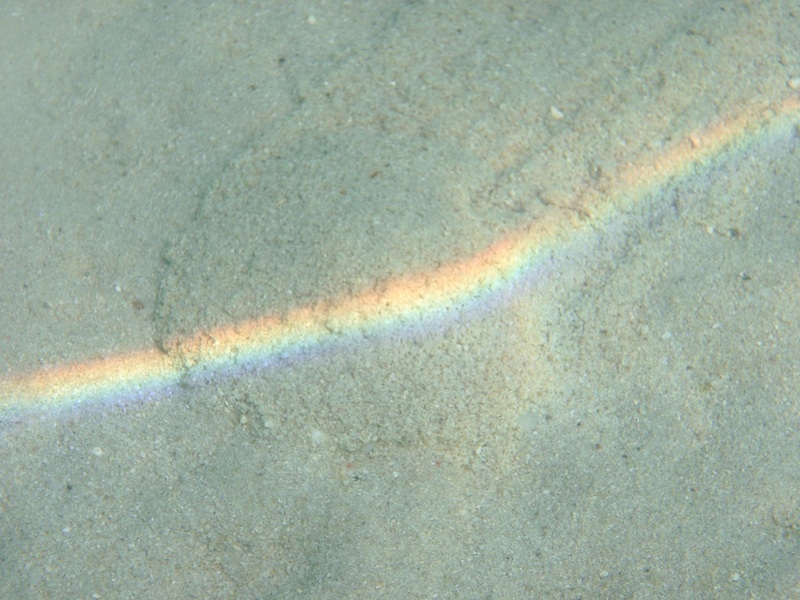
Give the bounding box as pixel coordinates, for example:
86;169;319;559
1;1;799;597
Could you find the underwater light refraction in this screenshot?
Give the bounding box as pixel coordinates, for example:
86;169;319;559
2;94;798;416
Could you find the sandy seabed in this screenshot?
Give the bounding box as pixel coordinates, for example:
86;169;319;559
1;2;799;598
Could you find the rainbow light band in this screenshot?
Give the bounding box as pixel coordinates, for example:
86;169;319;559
2;95;799;415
